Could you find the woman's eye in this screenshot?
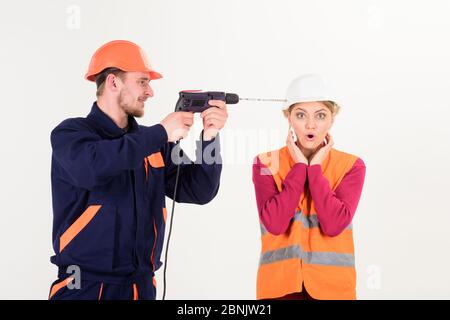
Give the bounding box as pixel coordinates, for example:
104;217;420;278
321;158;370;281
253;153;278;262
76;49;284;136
317;113;326;120
296;113;305;119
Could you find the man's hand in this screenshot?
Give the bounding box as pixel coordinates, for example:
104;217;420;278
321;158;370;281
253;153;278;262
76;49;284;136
200;100;228;141
160;111;194;142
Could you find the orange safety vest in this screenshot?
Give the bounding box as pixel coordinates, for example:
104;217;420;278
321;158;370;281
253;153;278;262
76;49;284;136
256;146;359;300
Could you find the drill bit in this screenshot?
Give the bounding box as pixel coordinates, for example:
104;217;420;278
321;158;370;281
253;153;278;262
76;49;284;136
239;97;287;103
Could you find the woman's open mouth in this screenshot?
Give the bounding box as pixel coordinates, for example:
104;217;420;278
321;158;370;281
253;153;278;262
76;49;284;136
306;134;315;141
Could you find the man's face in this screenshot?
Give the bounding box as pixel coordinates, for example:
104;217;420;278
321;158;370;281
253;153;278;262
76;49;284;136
117;71;153;117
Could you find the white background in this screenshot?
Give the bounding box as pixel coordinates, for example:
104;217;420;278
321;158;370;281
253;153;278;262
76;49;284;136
1;0;449;299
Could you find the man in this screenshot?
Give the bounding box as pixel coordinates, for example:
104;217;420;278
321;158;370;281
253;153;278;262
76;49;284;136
48;40;228;300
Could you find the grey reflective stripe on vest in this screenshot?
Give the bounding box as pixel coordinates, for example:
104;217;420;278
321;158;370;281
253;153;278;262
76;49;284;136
294;211;353;230
259;244;355;267
260;224;268;235
302;251;355;267
294;211;320;228
260;211;352;236
259;245;302;265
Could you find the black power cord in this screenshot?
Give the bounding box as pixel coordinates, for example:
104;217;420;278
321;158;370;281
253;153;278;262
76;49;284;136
162;142;182;300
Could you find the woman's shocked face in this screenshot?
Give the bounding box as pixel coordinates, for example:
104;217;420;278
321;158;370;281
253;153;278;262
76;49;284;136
287;101;335;150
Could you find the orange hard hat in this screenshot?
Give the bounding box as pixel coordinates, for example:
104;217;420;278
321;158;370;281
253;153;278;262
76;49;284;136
85;40;163;82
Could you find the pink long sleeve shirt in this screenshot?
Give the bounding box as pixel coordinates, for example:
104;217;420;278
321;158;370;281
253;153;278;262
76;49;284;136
252;157;366;237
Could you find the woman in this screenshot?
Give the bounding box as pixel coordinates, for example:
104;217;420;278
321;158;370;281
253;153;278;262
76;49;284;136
252;74;366;300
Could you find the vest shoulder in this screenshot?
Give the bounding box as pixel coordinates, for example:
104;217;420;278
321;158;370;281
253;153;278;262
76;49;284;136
330;148;361;161
329;148;365;170
257;146;288;158
256;146;289;165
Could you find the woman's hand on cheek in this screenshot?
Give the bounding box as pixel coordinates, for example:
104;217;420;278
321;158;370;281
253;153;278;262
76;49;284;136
310;133;334;166
286;127;309;165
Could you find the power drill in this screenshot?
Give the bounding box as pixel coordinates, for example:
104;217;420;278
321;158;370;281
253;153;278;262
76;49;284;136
175;90;288;112
174;90;240;112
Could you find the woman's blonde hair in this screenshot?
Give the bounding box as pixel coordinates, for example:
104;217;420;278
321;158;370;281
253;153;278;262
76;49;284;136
282;100;340;117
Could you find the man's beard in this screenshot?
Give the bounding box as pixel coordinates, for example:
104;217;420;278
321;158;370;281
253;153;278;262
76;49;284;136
119;91;144;118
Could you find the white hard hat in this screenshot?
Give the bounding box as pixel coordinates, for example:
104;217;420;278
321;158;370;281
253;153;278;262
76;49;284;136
284;74;337;109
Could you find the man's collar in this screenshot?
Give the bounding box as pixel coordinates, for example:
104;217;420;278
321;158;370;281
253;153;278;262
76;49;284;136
86;102;139;138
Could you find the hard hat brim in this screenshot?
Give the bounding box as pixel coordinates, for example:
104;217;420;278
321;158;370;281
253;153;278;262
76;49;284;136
284;96;337;109
85;68;163;82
